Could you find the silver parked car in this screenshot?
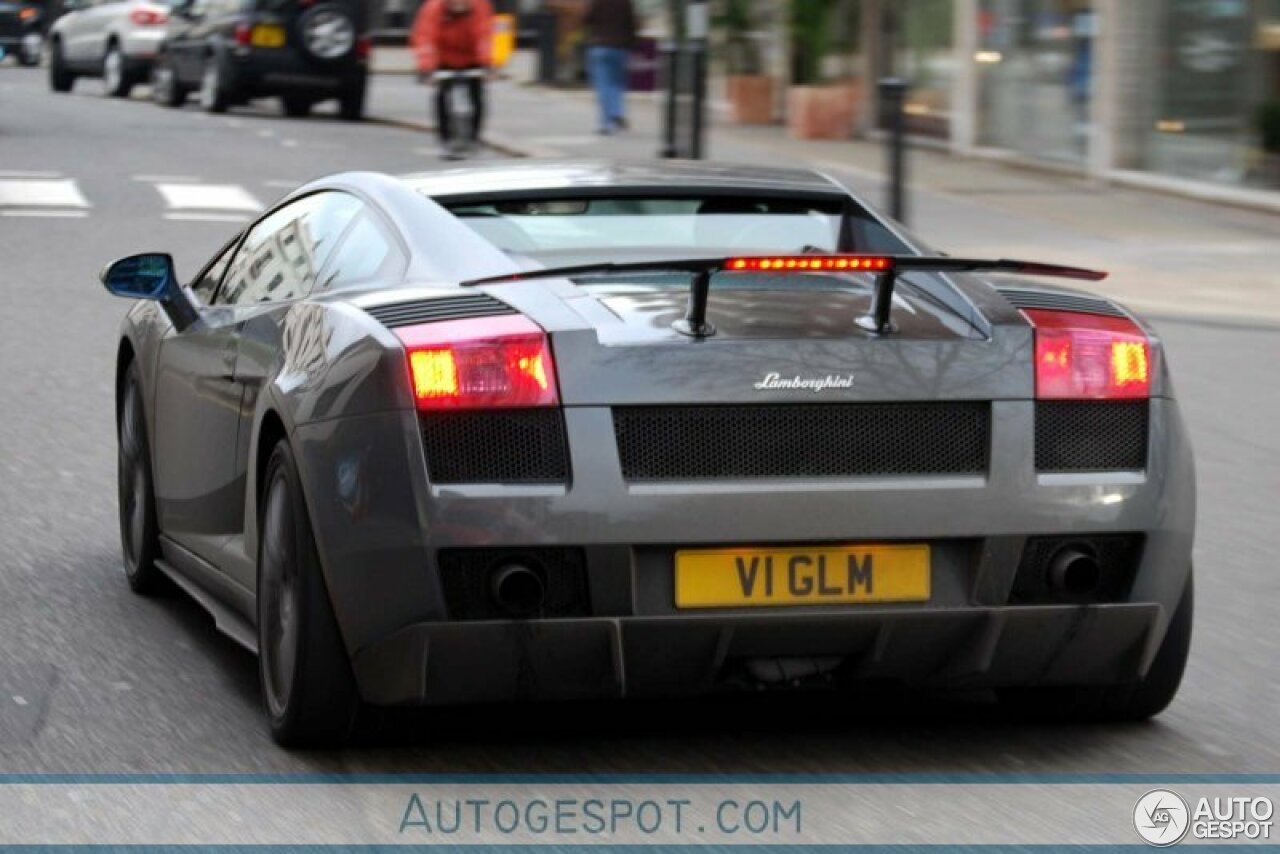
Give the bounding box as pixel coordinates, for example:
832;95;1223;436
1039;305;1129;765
47;0;170;96
98;161;1196;746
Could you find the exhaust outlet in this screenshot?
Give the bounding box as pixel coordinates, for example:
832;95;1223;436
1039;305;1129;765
1048;547;1101;596
490;563;545;617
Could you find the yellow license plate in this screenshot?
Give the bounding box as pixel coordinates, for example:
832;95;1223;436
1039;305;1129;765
675;544;931;609
250;24;286;48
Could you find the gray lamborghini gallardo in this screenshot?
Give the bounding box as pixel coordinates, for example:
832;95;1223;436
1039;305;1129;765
101;161;1195;745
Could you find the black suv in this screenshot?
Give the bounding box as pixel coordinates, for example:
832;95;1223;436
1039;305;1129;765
152;0;367;119
0;0;44;66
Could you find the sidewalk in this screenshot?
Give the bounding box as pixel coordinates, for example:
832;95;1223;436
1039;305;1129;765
365;66;1280;328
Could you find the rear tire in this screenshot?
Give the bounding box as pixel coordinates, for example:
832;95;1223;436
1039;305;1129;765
281;94;312;118
1001;572;1194;722
198;54;231;114
257;440;361;747
338;78;364;121
152;53;186;107
103;43;133;98
48;40;74;92
117;362;165;595
17;38;41;66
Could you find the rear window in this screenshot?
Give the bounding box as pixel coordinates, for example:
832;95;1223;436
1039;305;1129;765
443;196;910;264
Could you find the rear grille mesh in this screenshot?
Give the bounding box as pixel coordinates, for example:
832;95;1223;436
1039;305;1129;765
1035;401;1149;471
421;410;569;484
364;294;515;328
614;403;990;481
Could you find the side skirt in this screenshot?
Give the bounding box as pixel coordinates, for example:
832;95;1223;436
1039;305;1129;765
157;535;258;655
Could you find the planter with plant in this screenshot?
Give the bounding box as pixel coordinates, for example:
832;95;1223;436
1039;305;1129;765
786;0;857;140
721;0;774;124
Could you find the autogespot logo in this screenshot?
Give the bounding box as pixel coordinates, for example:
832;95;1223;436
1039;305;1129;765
1135;789;1191;846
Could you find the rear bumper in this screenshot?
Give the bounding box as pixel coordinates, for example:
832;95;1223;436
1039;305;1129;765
351;603;1163;706
120;29;164;61
291;397;1195;707
225;47;365;94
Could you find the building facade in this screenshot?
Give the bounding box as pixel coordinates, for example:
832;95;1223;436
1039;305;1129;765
841;0;1280;203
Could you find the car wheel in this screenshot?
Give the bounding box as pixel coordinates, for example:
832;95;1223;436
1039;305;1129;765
1000;571;1194;722
338;84;364;121
257;439;361;747
48;40;75;92
198;54;230;114
152;54;186;108
18;35;42;66
103;43;133;98
118;362;165;595
280;94;312;118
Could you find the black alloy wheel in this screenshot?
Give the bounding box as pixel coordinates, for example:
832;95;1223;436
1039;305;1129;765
257;439;361;746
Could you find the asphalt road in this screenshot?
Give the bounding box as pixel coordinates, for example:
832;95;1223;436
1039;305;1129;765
0;66;1277;776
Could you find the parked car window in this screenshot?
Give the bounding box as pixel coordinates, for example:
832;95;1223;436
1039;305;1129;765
319;212;403;289
217;192;361;305
189;237;239;304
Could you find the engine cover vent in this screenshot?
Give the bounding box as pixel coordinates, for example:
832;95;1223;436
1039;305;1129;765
998;287;1126;319
364;294;516;329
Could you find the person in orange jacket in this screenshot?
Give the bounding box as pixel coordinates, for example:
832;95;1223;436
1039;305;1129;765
409;0;494;156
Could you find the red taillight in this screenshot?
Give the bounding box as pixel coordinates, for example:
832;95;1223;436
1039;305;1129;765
1024;309;1151;400
355;34;371;60
130;7;168;25
395;315;559;411
725;255;893;273
233;21;252;45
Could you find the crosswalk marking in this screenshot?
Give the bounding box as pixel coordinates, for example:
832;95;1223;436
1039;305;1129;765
2;210;89;218
0;170;65;179
0;178;91;211
0;175;289;221
162;211;254;223
156;183;263;214
132;174;202;184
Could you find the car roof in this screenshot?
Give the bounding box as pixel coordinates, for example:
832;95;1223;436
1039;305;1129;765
401;159;847;200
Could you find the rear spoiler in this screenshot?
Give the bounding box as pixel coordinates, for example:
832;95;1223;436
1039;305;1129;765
461;254;1108;337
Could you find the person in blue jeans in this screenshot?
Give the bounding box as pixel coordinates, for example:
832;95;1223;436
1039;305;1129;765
584;0;638;134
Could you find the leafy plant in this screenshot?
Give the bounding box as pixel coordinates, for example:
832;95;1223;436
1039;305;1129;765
720;0;762;76
790;0;835;86
1258;102;1280;153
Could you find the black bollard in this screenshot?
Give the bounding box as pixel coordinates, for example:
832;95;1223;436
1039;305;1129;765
878;77;908;224
658;41;679;158
688;40;707;159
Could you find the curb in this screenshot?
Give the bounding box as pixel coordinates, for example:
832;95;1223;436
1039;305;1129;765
365;114;539;159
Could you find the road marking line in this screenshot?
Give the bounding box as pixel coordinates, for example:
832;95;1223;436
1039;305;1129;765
132;174;201;183
0;178;90;209
163;211;252;222
263;179;301;189
2;209;90;218
11;696;28;706
256;129;275;138
156;183;262;213
0;170;64;179
280;139;299;148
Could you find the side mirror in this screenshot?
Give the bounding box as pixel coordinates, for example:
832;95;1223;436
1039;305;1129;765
101;253;200;331
101;252;176;299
